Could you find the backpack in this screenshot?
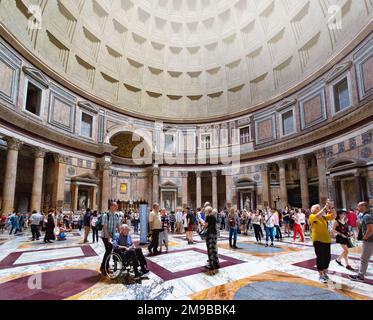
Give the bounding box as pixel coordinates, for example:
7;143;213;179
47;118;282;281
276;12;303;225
95;214;104;230
188;213;195;225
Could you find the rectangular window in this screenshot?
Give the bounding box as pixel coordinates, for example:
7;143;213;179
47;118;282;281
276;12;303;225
25;82;42;116
200;134;211;149
281;110;294;136
81;113;93;138
164;134;175;153
240;127;250;144
334;78;350;112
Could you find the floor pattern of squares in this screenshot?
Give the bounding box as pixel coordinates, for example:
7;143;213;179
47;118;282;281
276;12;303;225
0;228;371;300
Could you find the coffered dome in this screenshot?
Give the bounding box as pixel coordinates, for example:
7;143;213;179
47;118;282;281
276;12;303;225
0;0;371;121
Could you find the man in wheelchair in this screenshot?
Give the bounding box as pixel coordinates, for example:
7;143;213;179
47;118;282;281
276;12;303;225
112;224;150;280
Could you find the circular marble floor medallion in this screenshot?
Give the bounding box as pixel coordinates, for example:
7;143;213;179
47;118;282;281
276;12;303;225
0;269;100;300
234;281;352;300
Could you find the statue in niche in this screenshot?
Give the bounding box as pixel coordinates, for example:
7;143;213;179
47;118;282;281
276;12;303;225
79;194;87;210
244;196;251;210
165;199;171;212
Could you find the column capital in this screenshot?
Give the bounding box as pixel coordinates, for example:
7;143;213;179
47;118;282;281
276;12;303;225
53;153;69;164
153;166;159;176
32;147;47;158
259;163;269;172
181;171;188;178
3;137;23;151
97;161;112;171
297;155;307;165
211;170;218;177
315;149;326;160
196;171;202;178
277;160;286;169
130;172;138;178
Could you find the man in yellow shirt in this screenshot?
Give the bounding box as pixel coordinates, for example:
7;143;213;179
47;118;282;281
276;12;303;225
309;200;336;284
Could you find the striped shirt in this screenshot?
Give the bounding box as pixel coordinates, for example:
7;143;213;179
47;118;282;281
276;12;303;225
101;211;120;239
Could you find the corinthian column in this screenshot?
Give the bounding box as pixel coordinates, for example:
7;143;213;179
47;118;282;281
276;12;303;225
30;147;47;212
99;160;112;212
212;170;218;209
298;155;310;209
51;153;68;210
152;165;159;204
316;149;328;204
260;164;270;208
225;170;233;208
2;137;23;214
181;171;188;207
277;160;288;210
196;171;202;209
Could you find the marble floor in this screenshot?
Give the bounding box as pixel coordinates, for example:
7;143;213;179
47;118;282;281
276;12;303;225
0;228;372;300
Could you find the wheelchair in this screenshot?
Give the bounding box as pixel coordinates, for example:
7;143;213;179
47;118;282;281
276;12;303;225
105;249;147;284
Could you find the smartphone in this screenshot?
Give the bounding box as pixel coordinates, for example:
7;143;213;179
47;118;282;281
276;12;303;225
328;200;335;209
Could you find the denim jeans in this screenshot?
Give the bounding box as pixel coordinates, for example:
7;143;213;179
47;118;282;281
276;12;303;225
31;224;40;240
134;220;139;233
265;226;274;243
229;226;238;242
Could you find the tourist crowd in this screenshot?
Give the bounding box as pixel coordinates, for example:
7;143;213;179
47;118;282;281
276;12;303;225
0;199;372;284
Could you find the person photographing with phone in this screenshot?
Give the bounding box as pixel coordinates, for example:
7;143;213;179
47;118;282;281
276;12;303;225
309;200;337;284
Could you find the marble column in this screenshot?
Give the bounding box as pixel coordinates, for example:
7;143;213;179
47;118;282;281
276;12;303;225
212;170;218;209
260;164;270;208
52;153;68;210
1;137;23;214
131;172;138;201
91;186;98;211
225;171;233;208
316;149;328;204
181;171;188;207
354;173;368;203
99;161;112;212
332;178;342;209
30;147;47;212
152;165;159;204
71;183;79;211
277;160;288;209
196;171;202;208
298;155;310;208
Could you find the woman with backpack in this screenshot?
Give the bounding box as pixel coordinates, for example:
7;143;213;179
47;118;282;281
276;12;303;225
202;206;220;270
228;208;240;249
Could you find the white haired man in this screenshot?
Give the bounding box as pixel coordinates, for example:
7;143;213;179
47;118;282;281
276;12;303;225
112;224;149;279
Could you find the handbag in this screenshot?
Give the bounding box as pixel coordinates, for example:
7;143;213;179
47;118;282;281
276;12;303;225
199;228;208;240
348;236;357;248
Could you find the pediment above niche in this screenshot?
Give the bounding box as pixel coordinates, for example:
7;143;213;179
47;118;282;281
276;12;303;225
71;173;100;184
325;61;352;83
22;67;49;88
78;101;98;114
276;99;297;111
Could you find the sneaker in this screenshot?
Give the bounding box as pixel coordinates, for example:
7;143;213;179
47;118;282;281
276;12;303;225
319;276;328;284
348;274;365;282
324;274;330;281
270;243;274;247
141;268;150;274
346;265;355;271
335;259;344;267
265;243;268;247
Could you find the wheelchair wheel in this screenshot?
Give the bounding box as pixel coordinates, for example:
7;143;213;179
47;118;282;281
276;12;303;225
105;252;123;280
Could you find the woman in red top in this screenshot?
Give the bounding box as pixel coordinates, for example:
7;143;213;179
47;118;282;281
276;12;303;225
0;214;7;233
346;209;358;236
